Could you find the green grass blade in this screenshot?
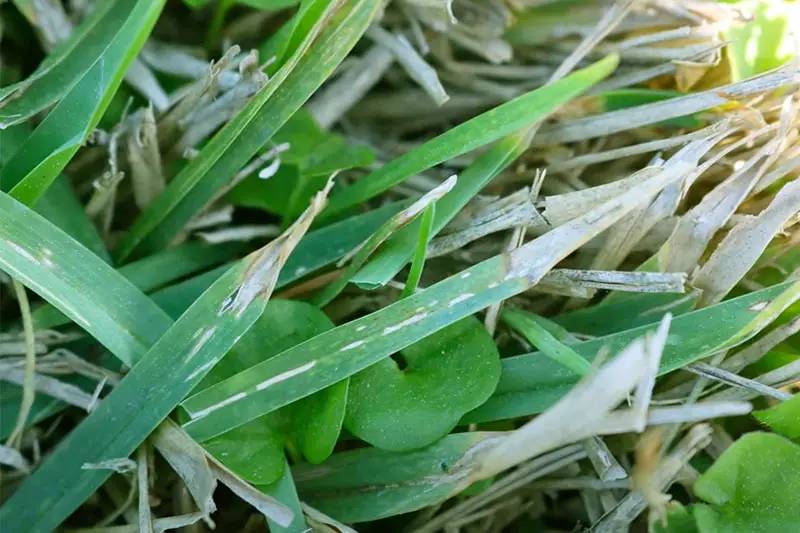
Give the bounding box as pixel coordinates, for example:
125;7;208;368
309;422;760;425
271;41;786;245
293;432;504;523
2;0;166;207
0;0;124;123
0;188;331;533
114;0;382;262
30;242;244;330
312;179;454;307
321;54;619;219
33;177;111;263
181;256;526;442
2;125;109;261
352;130;531;289
260;461;309;532
0;192;170;367
179;149;709;441
502;308;592;376
464;280;800;424
401;203;435;299
152;201;406;318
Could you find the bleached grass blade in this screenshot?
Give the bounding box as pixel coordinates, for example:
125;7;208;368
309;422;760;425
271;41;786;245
694;178;800;306
593;424;712;533
151;420;217;518
366;25;448;105
469;314;670;482
308;44;394;128
536;65;800;145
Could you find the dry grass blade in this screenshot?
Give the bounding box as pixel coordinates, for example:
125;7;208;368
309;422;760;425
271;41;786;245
694;177;800;306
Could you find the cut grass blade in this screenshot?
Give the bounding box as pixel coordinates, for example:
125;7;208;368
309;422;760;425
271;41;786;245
321;54;619;220
179;135;721;442
152;200;407;318
2;0;167;207
464;280;800;424
114;0;382;262
0;185;333;533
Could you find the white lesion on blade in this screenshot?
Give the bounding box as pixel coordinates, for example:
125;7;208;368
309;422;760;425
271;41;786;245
355;325;367;332
382;312;429;335
340;340;366;352
2;240;39;265
190;392;247;420
185;360;218;382
448;293;475;307
255;361;317;391
184;327;217;363
224;180;334;318
40;247;55;268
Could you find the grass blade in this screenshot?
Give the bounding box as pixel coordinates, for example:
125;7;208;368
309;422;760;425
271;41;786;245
321;54;619;219
0;192;171;367
465;280;800;424
179;136;716;442
0;0;125;124
114;0;382;262
2;0;167;207
0;185;333;533
30;242;244;330
352;128;533;289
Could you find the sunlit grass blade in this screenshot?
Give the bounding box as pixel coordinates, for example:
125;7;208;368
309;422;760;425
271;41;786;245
114;0;382;262
321;54;619;219
465;280;800;424
0;184;333;533
2;0;166;207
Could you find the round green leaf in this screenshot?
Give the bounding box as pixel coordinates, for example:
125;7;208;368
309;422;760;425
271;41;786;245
344;317;501;451
196;299;347;483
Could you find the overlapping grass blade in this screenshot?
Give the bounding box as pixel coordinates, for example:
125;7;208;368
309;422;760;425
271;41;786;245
352;129;534;289
321;54;619;220
0;192;170;367
179;137;719;441
2;0;166;208
0;0;124;123
1;125;109;261
114;0;382;262
465;280;800;424
30;241;244;330
0;185;334;533
293;433;504;523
